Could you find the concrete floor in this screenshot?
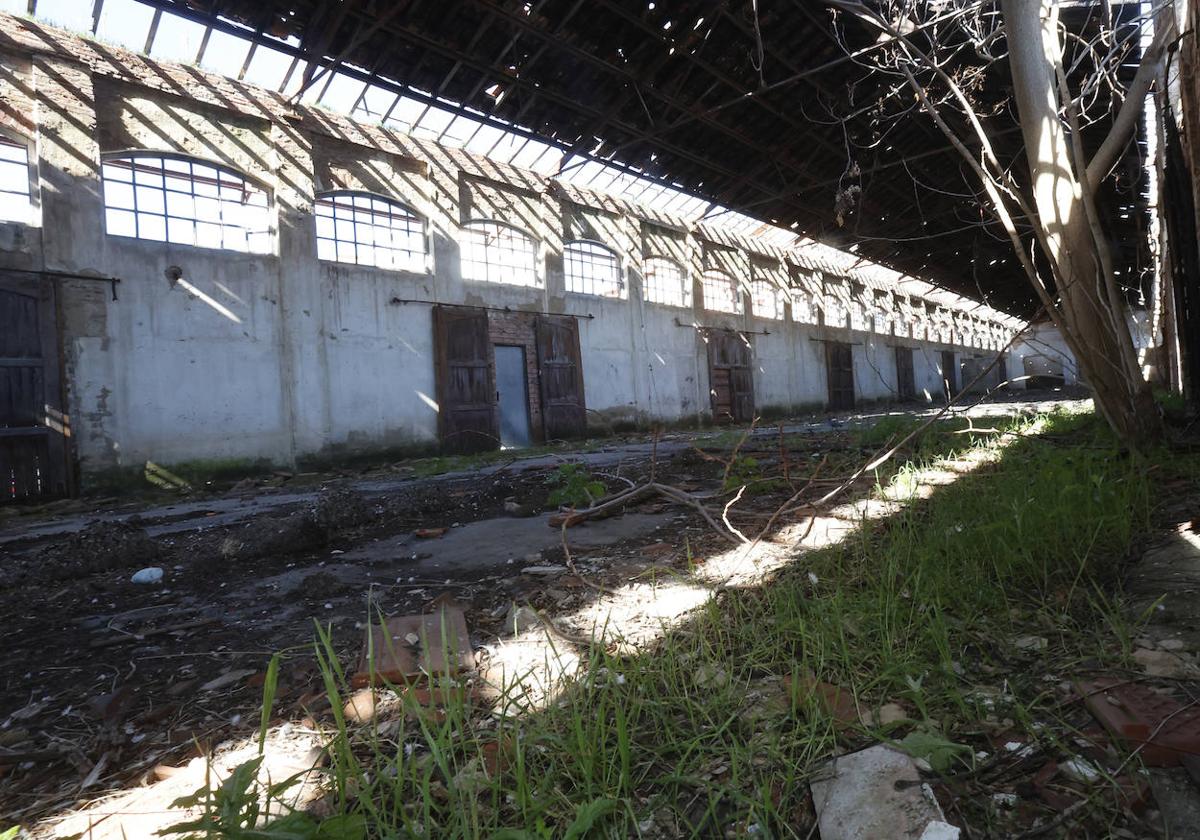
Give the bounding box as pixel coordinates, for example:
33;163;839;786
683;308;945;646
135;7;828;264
0;389;1089;549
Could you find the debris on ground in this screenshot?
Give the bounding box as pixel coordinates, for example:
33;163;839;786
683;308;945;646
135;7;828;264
1078;679;1200;767
352;606;473;687
129;566;164;584
809;744;958;839
13;519;161;584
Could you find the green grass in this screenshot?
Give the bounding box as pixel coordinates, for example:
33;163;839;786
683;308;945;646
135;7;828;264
167;408;1196;838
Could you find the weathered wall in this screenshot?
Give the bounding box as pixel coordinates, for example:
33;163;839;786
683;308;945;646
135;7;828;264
1011;323;1080;387
0;14;1020;478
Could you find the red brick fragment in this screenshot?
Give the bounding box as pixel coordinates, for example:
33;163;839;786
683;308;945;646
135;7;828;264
1077;679;1200;767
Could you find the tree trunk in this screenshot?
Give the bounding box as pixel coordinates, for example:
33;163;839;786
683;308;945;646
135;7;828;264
1001;0;1162;447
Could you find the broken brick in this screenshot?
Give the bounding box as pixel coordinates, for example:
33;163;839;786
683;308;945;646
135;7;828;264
1078;679;1200;767
352;607;473;688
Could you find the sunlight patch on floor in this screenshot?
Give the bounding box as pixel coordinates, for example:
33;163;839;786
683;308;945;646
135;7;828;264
47;724;323;840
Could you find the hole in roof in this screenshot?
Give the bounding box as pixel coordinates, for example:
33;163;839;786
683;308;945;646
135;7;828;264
94;0;156;51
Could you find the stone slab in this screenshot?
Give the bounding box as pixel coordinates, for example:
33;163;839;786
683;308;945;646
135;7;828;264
810;744;954;840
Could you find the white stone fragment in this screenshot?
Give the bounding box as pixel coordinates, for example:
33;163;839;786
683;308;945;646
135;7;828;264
130;567;164;584
919;821;961;840
810;744;954;840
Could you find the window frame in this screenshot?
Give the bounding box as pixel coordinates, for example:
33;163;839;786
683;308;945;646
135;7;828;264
642;255;691;308
750;278;784;320
0;132;35;225
459;218;541;288
563;238;625;299
314;189;428;273
100;150;272;253
701;268;743;315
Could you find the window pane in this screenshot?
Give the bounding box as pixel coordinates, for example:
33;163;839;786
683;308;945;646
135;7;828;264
167;216;196;247
135;185;166;215
105;181;135;210
138;214;166;241
0;163;26;193
106;208;136;237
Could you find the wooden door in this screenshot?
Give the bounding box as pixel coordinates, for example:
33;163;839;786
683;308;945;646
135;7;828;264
433;305;498;453
707;331;754;423
1;273;69;503
894;346;915;402
535;315;586;440
941;350;958;399
826;341;855;411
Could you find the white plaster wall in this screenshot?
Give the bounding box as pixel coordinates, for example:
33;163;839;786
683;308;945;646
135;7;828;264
1011;323;1080;387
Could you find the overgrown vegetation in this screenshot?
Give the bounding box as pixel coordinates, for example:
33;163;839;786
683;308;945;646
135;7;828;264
165;408;1195;838
545;463;607;509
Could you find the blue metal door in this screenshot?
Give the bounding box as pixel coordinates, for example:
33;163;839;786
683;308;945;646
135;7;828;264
494;344;532;448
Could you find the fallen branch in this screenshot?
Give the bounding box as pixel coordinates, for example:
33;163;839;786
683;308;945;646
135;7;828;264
89;617;219;649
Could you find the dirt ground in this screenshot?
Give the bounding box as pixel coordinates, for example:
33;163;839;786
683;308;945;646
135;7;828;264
0;393;1097;834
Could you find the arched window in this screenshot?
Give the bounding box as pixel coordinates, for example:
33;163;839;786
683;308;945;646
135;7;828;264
101;153;270;253
751;279;783;320
461;220;539;287
0;134;32;224
701;269;742;314
643;256;690;308
564;240;624;298
315;191;425;271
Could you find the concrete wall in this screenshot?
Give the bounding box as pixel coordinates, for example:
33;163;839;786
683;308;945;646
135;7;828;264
0;15;1020;478
1011;323;1081;388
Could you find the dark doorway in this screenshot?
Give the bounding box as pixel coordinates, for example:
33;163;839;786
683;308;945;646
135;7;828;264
535;315;586;440
433;305;498;453
494;344;532;448
941;350;958;400
826;341;855;411
994;352;1008;390
1;273;69;504
894;346;915;402
706;330;754;423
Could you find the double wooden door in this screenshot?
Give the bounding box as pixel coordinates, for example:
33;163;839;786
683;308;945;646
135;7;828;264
706;331;754;423
432;307;585;452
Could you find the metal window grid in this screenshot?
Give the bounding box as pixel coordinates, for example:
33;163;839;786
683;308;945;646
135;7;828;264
564;240;623;298
0;136;31;223
315;191;425;271
751;279;782;320
101;154;271;253
460;221;539;287
643;256;690;308
702;270;741;314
